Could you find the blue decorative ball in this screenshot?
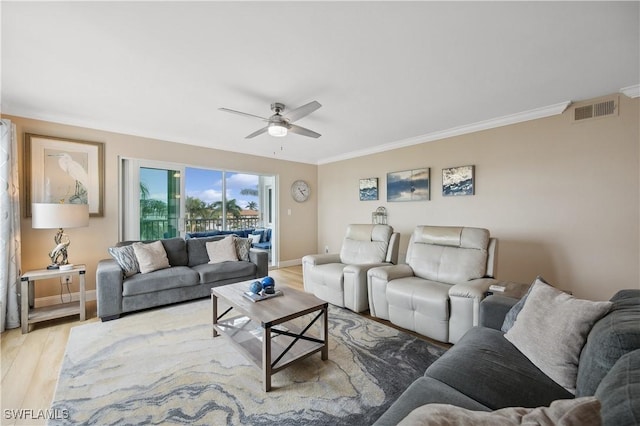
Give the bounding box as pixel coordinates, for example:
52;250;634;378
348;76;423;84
249;281;262;294
261;276;275;287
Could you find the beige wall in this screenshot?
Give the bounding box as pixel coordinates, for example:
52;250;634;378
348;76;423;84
317;95;639;301
8;115;318;299
7;93;639;302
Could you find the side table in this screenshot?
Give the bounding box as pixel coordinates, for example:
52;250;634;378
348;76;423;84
20;265;86;334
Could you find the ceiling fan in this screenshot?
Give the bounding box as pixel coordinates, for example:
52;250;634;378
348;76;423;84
219;101;322;139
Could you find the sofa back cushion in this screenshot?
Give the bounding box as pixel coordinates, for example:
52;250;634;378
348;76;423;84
115;238;188;267
160;238;189;266
407;226;489;284
594;349;640;426
339;224;393;264
187;235;226;266
576;289;640;397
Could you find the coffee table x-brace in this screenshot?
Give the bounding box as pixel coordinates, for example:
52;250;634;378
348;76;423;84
211;281;328;391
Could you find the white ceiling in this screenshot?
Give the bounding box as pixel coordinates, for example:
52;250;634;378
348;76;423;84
2;1;638;165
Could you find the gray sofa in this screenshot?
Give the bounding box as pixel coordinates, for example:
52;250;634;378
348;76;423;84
374;289;640;425
97;236;268;321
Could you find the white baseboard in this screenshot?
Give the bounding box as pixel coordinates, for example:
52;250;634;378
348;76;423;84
276;258;302;268
35;290;96;308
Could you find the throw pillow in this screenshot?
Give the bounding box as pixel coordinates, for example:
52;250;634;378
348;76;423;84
234;236;251;261
206;236;238;264
132;241;171;274
397;397;601;426
504;281;612;394
251;230;265;243
108;245;139;277
249;234;261;245
501;275;550;332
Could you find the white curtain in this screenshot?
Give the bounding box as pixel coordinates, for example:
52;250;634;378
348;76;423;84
0;119;21;332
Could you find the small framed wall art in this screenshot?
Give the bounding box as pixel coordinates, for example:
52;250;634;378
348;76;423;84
359;177;379;201
442;165;475;196
387;168;430;202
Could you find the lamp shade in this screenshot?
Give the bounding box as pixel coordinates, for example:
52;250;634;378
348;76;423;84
32;203;90;229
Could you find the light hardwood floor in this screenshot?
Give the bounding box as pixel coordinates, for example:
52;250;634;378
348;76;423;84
1;265;446;425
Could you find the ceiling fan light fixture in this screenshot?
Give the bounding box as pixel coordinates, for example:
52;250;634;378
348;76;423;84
268;122;288;137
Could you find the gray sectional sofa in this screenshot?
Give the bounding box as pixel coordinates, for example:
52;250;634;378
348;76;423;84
374;289;640;425
97;236;268;321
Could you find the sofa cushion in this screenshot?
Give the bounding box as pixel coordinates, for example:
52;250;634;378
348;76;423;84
504;281;612;394
160;237;189;266
191;261;257;284
595;349;640;426
187;236;225;266
132;241;171;274
397;397;601;426
576;289;640;397
426;327;573;410
122;266;199;296
387;277;450;342
108;245;139;277
206;237;238;264
373;376;490;426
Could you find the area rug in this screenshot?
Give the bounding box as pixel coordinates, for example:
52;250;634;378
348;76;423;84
50;298;446;425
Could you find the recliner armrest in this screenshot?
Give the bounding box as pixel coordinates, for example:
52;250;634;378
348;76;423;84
368;263;415;282
343;262;393;312
302;253;341;266
449;278;497;300
367;264;415;319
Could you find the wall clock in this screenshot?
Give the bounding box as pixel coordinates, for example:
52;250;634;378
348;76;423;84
291;180;310;202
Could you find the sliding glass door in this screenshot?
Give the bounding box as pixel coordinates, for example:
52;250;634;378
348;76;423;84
121;158;278;266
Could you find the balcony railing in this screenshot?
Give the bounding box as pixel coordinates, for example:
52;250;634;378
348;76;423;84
140;217;262;240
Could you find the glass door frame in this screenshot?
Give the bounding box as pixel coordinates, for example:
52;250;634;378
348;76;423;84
119;157;186;241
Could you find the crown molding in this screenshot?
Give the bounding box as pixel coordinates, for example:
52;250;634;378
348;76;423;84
318;101;571;165
620;84;640;98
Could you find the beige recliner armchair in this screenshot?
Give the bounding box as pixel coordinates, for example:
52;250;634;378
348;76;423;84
303;224;400;313
368;226;498;344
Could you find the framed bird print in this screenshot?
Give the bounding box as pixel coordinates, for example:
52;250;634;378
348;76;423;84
24;134;105;217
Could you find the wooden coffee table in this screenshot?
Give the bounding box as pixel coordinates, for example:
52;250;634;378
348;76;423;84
211;281;329;391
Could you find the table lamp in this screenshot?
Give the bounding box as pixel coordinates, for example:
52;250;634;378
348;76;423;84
32;203;90;269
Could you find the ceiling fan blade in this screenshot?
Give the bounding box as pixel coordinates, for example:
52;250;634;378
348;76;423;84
219;108;268;121
288;124;321;138
284;101;322;123
245;126;268;139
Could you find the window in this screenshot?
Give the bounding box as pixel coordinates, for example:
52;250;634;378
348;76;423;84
121;158;277;266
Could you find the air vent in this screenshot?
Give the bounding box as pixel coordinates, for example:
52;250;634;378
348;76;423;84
573;97;618;122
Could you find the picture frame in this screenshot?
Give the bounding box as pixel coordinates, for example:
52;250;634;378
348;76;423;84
359;177;379;201
442;165;475;196
387;168;430;202
24;133;105;217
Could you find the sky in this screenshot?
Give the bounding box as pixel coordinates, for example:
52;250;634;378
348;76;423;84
141;166;260;210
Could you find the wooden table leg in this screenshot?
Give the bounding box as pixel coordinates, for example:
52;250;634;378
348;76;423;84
321;305;328;360
21;278;29;334
211;293;218;338
79;271;86;321
262;325;272;392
